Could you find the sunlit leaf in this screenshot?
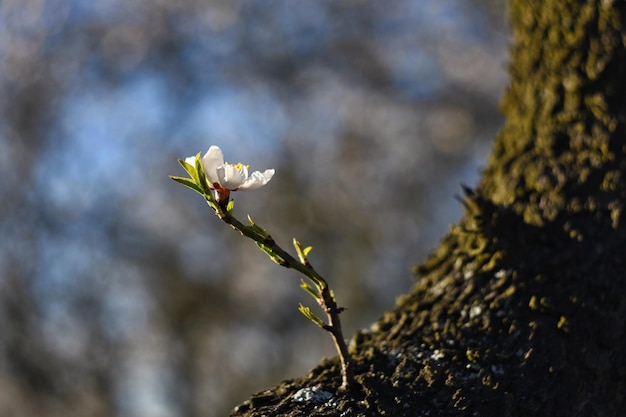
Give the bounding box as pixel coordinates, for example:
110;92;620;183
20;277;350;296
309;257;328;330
298;304;325;328
226;199;235;214
178;154;201;184
194;153;211;191
248;215;269;238
255;242;285;265
293;238;309;265
300;279;320;300
170;176;204;195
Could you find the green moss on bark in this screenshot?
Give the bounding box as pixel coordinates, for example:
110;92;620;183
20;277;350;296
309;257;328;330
482;0;626;226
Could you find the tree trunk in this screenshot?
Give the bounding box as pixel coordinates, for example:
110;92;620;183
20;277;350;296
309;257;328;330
230;1;626;415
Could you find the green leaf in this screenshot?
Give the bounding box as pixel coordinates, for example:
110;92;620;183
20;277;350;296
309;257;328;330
300;279;320;300
293;238;311;265
298;304;325;328
194;153;212;192
226;199;235;214
170;176;204;195
247;215;269;239
255;242;286;265
178;154;201;184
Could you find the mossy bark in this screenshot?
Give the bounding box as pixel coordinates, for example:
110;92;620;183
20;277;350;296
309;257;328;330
230;1;626;416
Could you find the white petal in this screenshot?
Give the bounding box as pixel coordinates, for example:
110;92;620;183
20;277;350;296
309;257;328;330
239;169;275;190
184;156;196;166
217;164;247;190
201;146;225;185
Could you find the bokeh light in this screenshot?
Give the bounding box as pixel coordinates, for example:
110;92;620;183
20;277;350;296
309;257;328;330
0;0;508;415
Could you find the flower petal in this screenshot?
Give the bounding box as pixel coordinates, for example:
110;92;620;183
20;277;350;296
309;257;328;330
239;169;275;190
201;146;225;185
217;164;247;189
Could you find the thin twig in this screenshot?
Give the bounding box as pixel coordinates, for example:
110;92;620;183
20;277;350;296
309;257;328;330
210;196;355;390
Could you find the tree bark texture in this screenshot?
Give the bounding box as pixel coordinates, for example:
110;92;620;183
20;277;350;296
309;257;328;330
231;1;626;415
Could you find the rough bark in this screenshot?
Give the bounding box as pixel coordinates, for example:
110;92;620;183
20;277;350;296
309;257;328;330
230;1;626;416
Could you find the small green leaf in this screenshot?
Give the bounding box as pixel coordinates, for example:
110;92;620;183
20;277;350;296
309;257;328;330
303;246;313;258
298;304;325;328
300;279;320;300
256;242;286;265
194;153;212;192
247;215;269;238
178;155;201;184
170;176;204;195
226;199;235;214
293;238;310;265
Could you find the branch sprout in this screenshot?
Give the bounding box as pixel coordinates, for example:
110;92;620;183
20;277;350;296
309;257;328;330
170;147;354;391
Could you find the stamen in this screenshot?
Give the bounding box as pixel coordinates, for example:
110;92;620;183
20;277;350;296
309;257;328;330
229;162;249;171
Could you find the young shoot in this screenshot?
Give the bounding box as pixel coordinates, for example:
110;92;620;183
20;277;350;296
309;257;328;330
170;146;354;391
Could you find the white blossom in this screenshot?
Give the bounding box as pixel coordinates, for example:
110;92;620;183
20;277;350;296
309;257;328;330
195;145;274;202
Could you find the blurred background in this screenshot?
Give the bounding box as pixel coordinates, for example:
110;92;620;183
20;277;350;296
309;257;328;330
0;0;508;416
